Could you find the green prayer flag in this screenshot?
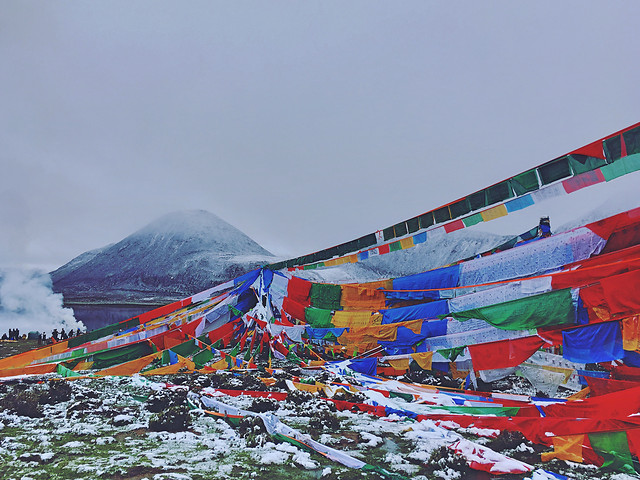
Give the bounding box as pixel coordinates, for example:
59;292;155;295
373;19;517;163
437;346;467;362
171;339;201;358
588;431;636;474
193;349;215;369
462;213;483;227
429;405;520;416
447;289;575;331
509;170;540;195
309;283;342;310
390;391;414;402
286;351;303;364
567;154;607;175
601;153;640;181
304;307;334;328
56;363;82;378
91;342;154;370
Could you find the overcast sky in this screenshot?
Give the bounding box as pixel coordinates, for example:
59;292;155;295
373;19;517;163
1;1;639;270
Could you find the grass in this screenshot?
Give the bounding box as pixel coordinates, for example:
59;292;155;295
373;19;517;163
0;339;41;360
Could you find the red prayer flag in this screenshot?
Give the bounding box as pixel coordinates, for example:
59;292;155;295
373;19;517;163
600;270;640;317
468;336;545;371
444;219;465;233
569;139;606;159
287;276;312;303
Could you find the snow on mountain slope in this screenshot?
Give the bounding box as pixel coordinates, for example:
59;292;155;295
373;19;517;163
51;210;274;303
294;229;511;284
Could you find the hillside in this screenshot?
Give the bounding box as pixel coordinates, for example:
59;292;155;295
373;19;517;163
50;210;275;303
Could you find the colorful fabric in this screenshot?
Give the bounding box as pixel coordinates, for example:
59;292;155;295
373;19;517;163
449;438;533;474
282;297;308;321
541;435;585;463
543;385;640;419
480;204;508;222
347;357;377;376
622;316;640;351
444;219;465;233
463;213;483;227
600;152;640;181
310;283;342;310
287;276;312;303
600;270;640;318
391;264;460;295
437;346;466;362
468;336;545;371
381;300;449;324
305;327;347;340
449;277;552;313
340;280;390;310
304;308;334;328
332;311;382;328
91;342;154;370
449;289;575;331
562;321;623;364
585;376;640;396
459;227;605;288
378;320;447;355
588;431;635;474
411;351;433;370
505;194;535;213
562;169;605;194
95;352;161;376
388;358;410;371
551;246;640;290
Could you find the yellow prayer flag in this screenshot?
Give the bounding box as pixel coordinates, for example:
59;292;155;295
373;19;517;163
293;381;323;393
480;204;508;222
209;358;230;370
332;311;383;328
411;351;433;370
388;358;411;371
400;237;414;250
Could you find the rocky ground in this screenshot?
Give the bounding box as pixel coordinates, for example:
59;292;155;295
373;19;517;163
1;363;638;480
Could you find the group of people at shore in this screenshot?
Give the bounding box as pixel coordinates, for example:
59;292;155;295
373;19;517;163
50;328;83;341
2;328;22;341
1;327;85;344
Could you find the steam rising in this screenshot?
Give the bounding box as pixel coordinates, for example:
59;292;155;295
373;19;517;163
0;268;85;336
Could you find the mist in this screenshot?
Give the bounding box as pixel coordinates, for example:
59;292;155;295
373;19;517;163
0;267;85;337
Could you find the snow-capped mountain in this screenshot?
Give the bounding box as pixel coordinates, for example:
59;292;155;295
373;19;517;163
50;210;275;303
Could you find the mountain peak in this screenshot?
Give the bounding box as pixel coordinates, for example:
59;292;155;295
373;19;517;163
51;209;273;303
129;210;272;257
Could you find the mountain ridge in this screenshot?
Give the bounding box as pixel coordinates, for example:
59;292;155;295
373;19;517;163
51;210;275;303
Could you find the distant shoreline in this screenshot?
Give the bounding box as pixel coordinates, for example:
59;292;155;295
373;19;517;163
63;300;169;307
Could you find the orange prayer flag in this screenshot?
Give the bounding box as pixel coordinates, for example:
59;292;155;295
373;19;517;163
541;434;585;463
622;315;640;351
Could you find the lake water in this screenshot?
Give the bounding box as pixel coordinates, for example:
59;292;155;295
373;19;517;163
66;303;164;331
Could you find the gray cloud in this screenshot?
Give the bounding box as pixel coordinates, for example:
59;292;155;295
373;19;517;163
1;1;639;268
